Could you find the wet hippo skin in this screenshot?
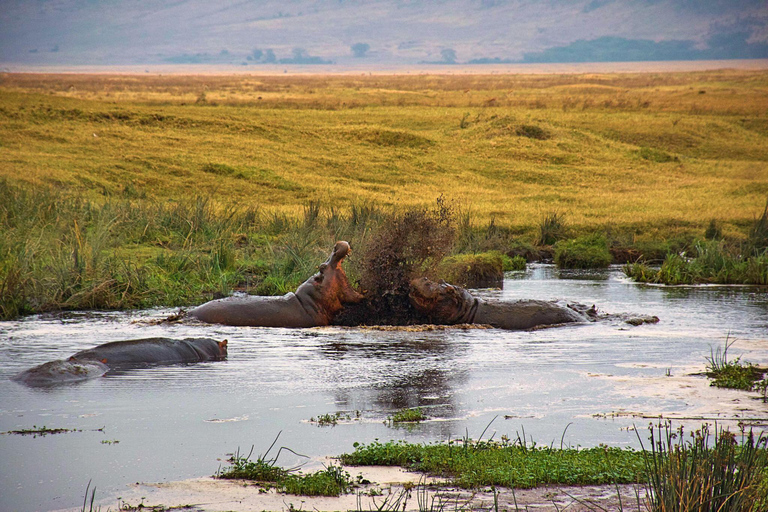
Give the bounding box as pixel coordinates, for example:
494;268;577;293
409;277;587;330
190;241;363;327
12;337;227;387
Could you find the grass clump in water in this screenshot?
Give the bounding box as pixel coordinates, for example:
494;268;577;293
705;336;766;391
554;233;612;269
389;407;428;424
625;240;768;285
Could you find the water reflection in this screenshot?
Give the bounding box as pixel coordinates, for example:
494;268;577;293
319;331;469;422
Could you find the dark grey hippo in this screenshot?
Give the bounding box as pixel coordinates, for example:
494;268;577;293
189;241;364;327
12;337;227;387
409;277;589;330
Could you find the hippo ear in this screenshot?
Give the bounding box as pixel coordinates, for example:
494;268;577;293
218;340;228;353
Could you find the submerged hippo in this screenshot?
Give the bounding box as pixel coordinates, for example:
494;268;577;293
190;241;364;327
12;337;227;387
409;277;588;330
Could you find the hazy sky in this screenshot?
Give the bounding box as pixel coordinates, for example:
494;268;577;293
1;0;765;66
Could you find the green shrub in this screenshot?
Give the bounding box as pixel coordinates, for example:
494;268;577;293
437;252;504;288
389;407;427;423
504;254;527;271
554;233;611;269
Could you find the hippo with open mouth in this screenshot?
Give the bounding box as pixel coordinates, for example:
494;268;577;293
409;277;590;330
189;241;364;327
12;337;227;387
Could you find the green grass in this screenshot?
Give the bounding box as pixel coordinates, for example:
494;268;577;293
624;240;768;285
554;233;612;269
436;252;504;288
217;444;354;497
705;337;766;391
340;438;645;489
389;407;428;424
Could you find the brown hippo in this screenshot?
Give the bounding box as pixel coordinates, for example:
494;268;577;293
409;277;589;330
189;241;364;327
12;337;227;387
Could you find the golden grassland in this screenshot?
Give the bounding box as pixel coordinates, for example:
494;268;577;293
1;69;767;239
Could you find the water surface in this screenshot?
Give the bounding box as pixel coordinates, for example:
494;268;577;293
1;265;766;511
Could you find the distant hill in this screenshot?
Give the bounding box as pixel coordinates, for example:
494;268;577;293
1;0;766;67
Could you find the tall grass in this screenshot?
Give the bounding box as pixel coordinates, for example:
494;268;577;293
640;422;768;512
624;240;768;285
0;180;389;319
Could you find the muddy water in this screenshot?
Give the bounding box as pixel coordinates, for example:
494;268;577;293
1;265;766;511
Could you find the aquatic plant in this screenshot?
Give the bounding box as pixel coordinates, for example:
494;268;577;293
639;422;768;512
389;407;428;424
624;239;768;286
217;433;354;497
705;336;766;391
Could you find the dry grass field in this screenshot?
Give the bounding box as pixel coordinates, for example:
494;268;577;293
2;70;766;236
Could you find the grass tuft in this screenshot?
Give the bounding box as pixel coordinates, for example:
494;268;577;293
705;335;766;391
389;407;428;424
640;422;768;512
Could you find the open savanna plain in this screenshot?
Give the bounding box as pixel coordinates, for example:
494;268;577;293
1;69;767;317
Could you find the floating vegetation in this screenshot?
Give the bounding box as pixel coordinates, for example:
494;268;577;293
389;407;428;424
2;425;104;437
309;410;361;427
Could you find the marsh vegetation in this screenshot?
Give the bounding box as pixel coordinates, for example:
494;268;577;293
1;70;767;319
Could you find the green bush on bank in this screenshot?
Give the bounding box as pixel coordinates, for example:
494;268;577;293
554;233;612;269
624;240;768;285
436;252;505;288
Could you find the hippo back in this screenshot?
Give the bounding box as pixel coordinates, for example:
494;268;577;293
71;337;227;366
476;300;586;330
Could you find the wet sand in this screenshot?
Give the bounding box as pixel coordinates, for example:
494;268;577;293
55;465;648;512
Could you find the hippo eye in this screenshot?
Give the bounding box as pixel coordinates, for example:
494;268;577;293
314;274;324;283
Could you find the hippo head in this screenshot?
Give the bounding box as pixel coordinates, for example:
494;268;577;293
296;241;364;323
409;277;476;324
